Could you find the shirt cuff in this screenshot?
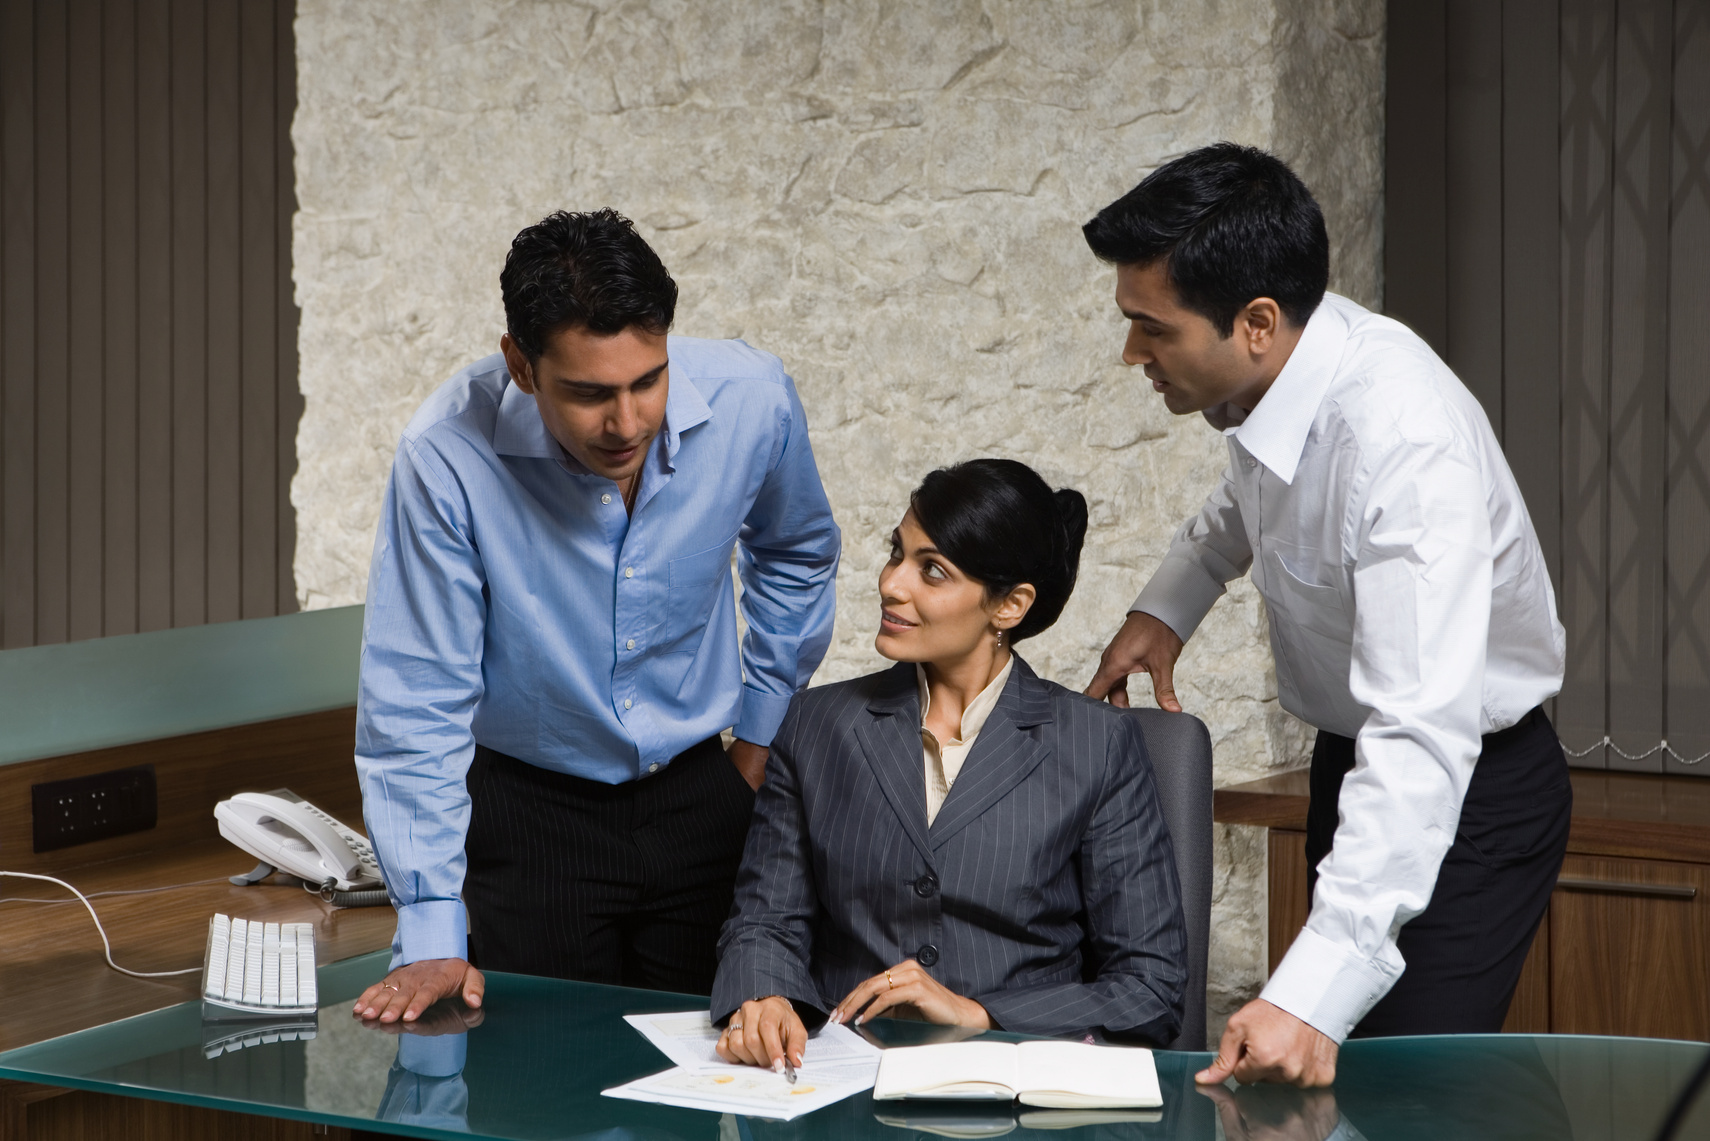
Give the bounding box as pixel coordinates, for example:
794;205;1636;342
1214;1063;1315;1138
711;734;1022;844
1258;927;1402;1043
398;1032;468;1078
1131;554;1228;643
392;899;469;969
733;683;792;747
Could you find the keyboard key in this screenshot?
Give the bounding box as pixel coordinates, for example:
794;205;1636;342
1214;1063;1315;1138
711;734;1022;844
225;918;248;1000
261;923;281;1006
205;914;231;1000
295;925;317;1007
243;921;264;1005
280;927;297;1006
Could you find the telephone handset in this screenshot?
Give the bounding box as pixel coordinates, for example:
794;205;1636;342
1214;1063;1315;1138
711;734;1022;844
214;788;384;897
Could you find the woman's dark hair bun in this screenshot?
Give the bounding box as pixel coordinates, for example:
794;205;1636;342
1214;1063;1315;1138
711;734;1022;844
909;459;1088;643
1054;488;1089;558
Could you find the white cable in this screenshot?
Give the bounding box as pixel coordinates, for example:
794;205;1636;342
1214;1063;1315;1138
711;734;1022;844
0;876;228;905
0;871;202;979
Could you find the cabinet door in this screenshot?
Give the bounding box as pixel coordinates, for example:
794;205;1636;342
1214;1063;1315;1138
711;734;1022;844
1549;855;1710;1038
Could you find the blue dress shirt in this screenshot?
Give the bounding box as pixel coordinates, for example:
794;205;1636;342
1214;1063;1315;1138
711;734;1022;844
355;337;841;965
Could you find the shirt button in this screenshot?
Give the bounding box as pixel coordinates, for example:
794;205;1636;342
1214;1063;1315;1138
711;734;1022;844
626;639;636;650
1245;457;1258;469
601;493;612;505
649;762;660;773
623;699;633;710
624;566;634;578
916;944;940;967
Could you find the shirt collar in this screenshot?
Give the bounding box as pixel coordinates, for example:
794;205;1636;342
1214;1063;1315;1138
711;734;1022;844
915;655;1016;746
1210;295;1349;485
490;342;713;465
659;342;712;464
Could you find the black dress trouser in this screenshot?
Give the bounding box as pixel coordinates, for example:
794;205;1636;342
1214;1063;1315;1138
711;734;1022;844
1304;706;1572;1037
462;736;756;995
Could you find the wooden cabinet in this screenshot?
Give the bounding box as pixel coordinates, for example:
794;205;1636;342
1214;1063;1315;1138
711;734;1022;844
1221;769;1710;1040
1549;855;1710;1038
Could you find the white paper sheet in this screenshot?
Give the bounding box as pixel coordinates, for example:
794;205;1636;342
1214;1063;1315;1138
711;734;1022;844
605;1009;884;1120
604;1062;876;1121
620;1010;881;1071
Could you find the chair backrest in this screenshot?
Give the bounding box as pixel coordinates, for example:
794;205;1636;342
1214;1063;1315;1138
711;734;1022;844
1126;707;1213;1051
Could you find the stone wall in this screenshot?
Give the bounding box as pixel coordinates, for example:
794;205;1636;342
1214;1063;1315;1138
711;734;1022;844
292;0;1384;1041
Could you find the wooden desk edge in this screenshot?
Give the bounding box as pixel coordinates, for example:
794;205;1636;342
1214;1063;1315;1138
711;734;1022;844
1212;787;1309;829
1213;769;1710;862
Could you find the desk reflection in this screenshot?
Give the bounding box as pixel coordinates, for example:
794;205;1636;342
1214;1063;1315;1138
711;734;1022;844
362;999;483;1133
1197;1084;1353;1141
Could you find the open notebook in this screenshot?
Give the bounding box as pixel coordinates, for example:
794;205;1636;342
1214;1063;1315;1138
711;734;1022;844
872;1040;1161;1110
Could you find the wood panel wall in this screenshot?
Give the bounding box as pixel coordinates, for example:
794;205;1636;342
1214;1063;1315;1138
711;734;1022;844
1385;0;1710;776
0;0;300;650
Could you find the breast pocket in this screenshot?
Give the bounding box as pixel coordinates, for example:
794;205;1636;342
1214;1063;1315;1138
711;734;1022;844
1264;551;1363;725
665;534;737;625
1266;551;1350;642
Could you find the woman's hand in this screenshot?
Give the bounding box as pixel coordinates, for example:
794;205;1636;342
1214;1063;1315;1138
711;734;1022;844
829;959;993;1029
716;996;807;1071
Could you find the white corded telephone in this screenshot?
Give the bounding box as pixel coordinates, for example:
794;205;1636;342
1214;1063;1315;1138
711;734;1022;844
214;788;386;903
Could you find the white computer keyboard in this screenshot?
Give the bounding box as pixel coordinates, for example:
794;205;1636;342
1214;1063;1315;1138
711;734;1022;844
202;914;318;1017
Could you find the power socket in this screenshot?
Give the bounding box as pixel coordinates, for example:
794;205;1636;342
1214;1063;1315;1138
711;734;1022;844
31;765;159;853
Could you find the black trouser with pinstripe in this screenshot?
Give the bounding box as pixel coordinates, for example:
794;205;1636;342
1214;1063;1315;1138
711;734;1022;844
462;737;756;995
1306;706;1572;1036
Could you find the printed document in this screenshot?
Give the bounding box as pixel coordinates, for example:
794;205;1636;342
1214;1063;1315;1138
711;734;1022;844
602;1010;883;1121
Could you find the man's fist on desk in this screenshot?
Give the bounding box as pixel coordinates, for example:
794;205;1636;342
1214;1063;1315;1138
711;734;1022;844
354;958;485;1025
1197;1000;1339;1087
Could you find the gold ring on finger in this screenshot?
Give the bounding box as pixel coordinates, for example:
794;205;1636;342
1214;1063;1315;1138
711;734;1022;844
381;981;400;991
886;971;895;990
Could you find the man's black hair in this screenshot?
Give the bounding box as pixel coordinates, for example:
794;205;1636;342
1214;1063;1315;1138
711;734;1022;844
1082;143;1329;335
500;208;678;360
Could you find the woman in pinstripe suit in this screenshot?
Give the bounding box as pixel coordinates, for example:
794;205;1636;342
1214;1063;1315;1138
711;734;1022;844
713;459;1187;1071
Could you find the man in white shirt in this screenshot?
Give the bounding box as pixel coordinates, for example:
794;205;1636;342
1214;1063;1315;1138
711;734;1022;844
1082;144;1571;1085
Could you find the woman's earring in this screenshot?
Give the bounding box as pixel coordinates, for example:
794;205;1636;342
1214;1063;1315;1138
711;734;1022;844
995;630;1003;647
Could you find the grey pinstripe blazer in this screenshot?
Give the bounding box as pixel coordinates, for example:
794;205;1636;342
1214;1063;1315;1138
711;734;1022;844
712;656;1187;1042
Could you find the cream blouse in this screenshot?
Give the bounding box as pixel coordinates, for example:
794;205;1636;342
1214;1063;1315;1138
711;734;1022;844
915;655;1014;825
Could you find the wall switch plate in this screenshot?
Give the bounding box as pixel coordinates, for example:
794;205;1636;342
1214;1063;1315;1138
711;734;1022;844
31;765;158;852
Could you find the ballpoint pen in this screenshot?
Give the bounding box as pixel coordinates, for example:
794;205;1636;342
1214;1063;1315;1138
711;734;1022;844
784;1057;797;1085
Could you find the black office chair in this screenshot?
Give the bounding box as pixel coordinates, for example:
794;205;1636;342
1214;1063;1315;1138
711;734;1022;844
1127;707;1214;1051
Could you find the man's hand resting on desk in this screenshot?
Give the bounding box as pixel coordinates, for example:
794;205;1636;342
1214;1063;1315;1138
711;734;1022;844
354;959;485;1025
727;739;769;791
1086;611;1185;712
1197;1000;1339;1087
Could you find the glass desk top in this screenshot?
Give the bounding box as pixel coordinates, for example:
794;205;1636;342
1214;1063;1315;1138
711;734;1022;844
2;950;1707;1141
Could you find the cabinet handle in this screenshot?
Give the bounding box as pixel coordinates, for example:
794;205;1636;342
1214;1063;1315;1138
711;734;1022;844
1556;876;1697;900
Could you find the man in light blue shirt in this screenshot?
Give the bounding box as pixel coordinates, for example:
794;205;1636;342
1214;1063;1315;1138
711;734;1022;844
351;209;840;1024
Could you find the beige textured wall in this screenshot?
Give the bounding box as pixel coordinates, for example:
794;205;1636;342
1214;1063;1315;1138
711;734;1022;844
292;0;1383;1040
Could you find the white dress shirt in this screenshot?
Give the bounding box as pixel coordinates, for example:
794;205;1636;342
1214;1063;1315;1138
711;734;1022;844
916;656;1014;825
1133;293;1565;1041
